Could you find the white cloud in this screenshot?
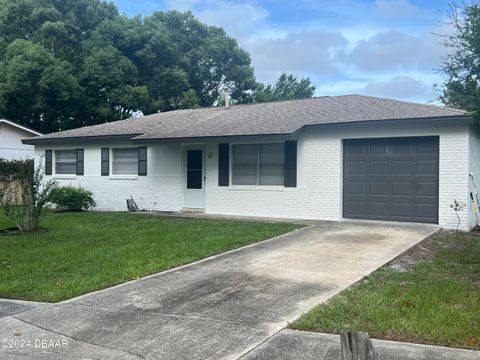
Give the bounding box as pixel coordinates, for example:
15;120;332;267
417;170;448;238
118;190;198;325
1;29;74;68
339;30;446;73
247;28;347;84
195;2;269;40
364;75;431;100
376;0;418;19
160;0;449;102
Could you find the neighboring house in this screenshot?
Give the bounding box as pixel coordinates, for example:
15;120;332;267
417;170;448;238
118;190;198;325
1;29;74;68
23;94;479;230
0;118;42;160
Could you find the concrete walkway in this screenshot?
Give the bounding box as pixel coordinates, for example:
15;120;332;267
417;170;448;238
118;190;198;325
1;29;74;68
0;221;437;359
242;329;480;360
0;298;49;319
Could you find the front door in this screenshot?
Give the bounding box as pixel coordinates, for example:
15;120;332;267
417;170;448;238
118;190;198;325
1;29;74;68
183;148;205;209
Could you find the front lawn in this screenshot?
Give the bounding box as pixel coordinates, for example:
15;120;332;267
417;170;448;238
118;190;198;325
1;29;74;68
0;211;300;302
290;230;480;350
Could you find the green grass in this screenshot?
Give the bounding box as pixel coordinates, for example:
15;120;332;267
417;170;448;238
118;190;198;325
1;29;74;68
290;231;480;350
0;211;300;302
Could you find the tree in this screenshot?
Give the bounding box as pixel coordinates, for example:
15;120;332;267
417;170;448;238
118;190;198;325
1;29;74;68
0;0;314;132
0;39;83;133
252;73;316;103
0;2;257;131
439;3;480;118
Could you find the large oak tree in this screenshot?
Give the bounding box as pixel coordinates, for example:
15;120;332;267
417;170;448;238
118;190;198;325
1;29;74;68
0;0;315;133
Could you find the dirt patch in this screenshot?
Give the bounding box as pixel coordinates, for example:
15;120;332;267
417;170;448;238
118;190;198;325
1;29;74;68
0;227;49;235
387;230;466;272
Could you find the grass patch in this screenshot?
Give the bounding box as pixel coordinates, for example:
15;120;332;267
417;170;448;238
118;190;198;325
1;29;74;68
0;211;300;302
290;230;480;350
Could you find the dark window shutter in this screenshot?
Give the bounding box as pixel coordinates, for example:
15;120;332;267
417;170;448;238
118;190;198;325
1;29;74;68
284;140;297;187
138;147;147;176
218;143;229;186
45;150;52;175
101;148;109;176
76;149;84;175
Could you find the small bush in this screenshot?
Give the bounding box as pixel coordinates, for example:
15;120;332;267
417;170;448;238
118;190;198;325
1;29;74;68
49;186;96;212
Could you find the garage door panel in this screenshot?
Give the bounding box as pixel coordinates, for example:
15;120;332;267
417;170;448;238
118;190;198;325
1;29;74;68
343;136;438;224
345;141;367;156
367;202;389;216
391;202;413;217
392;182;412;195
367;160;389;174
415;160;437;175
392;160;413;175
344;160;365;175
368;181;389;195
346;201;366;216
391;141;412;154
345;181;366;194
369;142;389;154
416;140;437;153
415;204;437;219
415;182;437;196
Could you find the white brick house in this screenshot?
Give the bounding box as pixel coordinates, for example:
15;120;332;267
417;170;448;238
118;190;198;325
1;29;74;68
24;95;479;230
0;119;42;160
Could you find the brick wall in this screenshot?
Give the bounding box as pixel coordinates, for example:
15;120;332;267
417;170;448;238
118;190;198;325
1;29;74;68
205;122;471;230
35;141;183;212
34;122;472;230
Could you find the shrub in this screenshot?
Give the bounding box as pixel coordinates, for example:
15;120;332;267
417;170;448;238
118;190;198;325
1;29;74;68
49;186;96;212
0;159;57;232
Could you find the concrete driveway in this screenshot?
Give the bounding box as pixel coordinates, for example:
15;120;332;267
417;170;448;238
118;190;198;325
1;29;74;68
0;220;437;359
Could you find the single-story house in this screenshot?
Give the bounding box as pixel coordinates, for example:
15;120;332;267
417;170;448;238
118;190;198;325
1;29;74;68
23;94;479;230
0;118;42;160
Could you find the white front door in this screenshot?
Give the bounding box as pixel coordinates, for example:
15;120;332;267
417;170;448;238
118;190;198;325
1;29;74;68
183;147;205;209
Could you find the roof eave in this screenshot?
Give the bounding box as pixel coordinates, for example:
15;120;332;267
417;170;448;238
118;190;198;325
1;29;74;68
22;114;472;145
131;133;295;144
0;119;42;136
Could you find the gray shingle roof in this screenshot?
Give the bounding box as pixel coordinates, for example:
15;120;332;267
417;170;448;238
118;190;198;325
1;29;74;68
25;94;469;143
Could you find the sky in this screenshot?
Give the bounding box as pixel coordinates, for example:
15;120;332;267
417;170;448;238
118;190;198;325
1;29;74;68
111;0;466;103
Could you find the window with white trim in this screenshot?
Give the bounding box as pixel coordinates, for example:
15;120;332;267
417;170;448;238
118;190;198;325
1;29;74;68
112;148;138;175
55;150;76;174
232;143;284;185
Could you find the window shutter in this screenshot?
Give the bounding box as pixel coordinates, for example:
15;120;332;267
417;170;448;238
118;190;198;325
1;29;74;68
284;140;297;187
76;149;84;175
138;147;147;176
218;143;229;186
101;148;109;176
45;150;52;175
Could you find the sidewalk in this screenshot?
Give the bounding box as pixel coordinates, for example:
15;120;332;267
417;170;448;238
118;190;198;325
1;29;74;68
242;329;480;360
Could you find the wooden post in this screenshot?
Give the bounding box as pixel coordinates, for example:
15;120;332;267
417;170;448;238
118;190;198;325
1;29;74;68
340;331;375;360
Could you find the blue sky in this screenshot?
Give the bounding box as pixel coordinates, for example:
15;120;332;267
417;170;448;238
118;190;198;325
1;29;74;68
112;0;466;103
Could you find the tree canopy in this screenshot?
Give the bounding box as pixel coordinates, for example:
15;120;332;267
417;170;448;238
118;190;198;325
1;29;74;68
0;0;316;133
252;73;316;103
439;2;480;119
0;0;245;132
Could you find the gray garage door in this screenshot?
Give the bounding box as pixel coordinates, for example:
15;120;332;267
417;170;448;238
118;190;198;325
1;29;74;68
343;136;439;223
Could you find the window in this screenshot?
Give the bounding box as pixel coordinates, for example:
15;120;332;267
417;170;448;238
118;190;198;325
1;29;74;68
259;143;284;185
55;150;76;174
112;148;138;175
232;143;284;185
